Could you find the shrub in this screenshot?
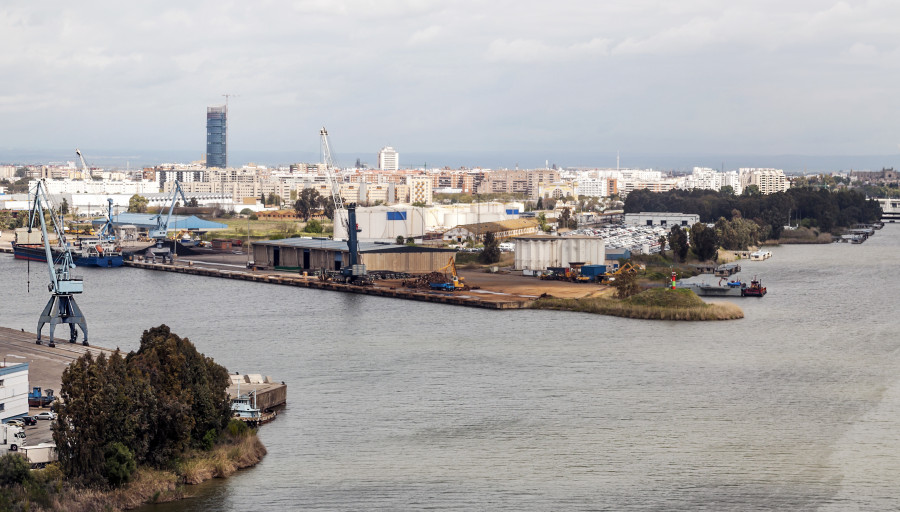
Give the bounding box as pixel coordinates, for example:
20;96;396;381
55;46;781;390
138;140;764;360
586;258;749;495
104;442;137;487
0;454;30;486
305;219;324;233
226;419;249;438
202;429;218;451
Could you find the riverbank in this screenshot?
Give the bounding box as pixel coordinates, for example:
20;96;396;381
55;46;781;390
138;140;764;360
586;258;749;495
531;287;744;320
10;427;265;512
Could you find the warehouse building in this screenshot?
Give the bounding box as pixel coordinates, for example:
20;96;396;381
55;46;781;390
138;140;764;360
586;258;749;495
514;235;605;271
625;212;699;227
251;238;456;273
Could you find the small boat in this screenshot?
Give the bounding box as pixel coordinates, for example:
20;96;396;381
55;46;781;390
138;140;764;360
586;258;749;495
741;278;766;297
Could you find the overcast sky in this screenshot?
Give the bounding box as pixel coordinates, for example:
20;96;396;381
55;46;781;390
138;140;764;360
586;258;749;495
3;1;900;167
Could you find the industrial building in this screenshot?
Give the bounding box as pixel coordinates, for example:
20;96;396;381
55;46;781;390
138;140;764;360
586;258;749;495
513;235;606;271
0;362;29;423
625;212;700;227
251;238;456;273
333;202;526;242
443;219;541;242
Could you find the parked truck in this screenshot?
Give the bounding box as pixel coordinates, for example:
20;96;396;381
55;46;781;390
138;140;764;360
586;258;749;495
27;387;56;408
21;443;57;468
0;423;26;452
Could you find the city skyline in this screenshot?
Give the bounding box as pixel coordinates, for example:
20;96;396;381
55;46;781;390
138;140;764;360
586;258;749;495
3;2;900;165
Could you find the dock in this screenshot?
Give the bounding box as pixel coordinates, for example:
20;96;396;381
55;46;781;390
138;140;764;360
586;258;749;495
124;260;528;309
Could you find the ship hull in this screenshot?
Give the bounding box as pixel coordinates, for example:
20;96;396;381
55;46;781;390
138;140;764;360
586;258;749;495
12;243;124;268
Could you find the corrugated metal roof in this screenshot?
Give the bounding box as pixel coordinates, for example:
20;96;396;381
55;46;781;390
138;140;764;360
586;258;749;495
252;237;455;253
98;213;228;230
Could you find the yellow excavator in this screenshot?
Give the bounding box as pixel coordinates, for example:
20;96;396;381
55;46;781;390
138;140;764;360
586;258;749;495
429;257;466;291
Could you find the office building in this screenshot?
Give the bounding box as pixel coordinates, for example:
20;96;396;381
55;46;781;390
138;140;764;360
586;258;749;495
207;106;227;168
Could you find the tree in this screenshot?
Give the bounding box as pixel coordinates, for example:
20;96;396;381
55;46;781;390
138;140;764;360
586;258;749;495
689;222;718;261
240;208;254;216
558;207;577;229
188;197;199;207
719;185;735;195
60;198;70;215
536;197;544;209
612;269;640;298
396;235;405;245
667;225;689;262
293;188;321;221
54;326;231;483
127;194;148;213
537;213;550;232
480;231;501;264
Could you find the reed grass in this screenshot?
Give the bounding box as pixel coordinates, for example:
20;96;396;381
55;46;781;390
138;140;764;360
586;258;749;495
532;288;744;321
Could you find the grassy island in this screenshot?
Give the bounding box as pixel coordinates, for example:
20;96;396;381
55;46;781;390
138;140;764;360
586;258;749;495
531;288;744;321
0;325;267;512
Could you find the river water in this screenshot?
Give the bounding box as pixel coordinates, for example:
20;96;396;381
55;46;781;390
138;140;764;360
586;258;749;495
1;226;899;511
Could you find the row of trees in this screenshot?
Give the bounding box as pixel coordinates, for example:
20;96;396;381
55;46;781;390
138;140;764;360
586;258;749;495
54;325;231;487
625;188;881;239
664;216;762;263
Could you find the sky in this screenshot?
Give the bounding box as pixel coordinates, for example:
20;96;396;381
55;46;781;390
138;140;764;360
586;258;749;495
3;1;900;169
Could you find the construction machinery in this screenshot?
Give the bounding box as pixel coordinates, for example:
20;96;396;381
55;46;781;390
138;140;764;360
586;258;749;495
428;257;466;291
28;180;89;346
320;127;368;284
27;387;56;408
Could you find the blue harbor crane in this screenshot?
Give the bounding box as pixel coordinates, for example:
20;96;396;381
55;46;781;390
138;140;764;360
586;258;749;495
145;180;187;263
28;180;88;347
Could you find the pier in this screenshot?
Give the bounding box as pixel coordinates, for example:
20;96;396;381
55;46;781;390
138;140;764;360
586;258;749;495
124;260;529;309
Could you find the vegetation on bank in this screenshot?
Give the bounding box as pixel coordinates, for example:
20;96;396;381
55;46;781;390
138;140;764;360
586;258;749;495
531;288;744;321
625;187;881;240
0;326;267;512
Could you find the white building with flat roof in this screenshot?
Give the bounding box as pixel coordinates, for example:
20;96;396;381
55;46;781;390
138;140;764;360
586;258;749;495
0;362;29;423
625;212;700;227
378;147;399;171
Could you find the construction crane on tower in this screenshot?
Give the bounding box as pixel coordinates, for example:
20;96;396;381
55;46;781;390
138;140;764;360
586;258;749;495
28;180;89;347
319;127;368;284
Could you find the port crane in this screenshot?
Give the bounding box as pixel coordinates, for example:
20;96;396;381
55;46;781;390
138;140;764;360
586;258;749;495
320;127;367;283
28;180;88;347
75;148;93;180
149;180;188;240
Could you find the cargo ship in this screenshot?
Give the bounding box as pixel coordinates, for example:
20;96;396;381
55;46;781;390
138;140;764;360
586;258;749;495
13;237;124;267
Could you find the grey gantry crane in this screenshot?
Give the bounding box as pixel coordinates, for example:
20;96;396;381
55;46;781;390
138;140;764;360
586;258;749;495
28;180;88;347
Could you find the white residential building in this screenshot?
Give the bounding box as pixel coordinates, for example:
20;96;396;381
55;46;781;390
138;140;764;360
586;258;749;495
0;362;29;423
406;175;433;205
678;167;741;194
378;147;399;171
739;168;789;195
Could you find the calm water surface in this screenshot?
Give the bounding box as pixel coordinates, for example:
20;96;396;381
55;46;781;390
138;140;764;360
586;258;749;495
1;226;899;510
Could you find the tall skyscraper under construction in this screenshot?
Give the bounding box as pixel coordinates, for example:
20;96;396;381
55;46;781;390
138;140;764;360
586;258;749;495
206;105;227;168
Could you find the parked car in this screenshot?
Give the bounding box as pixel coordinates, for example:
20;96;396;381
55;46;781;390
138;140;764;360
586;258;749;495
22;416;37;426
34;412;56;421
5;420;24;428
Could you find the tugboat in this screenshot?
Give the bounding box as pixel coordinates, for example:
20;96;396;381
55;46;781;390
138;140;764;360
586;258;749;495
230;387;277;426
741;277;767;297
